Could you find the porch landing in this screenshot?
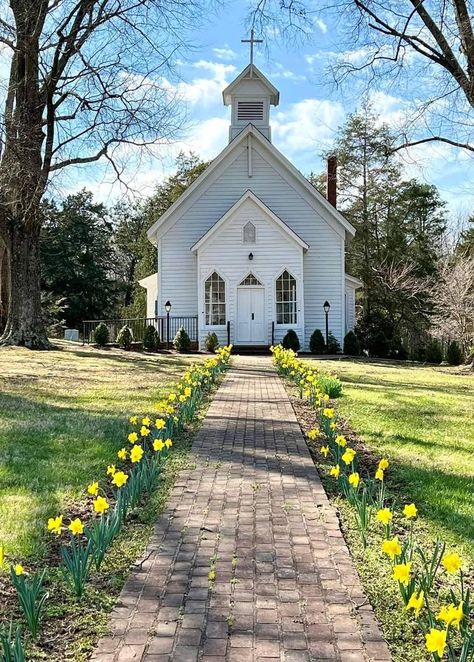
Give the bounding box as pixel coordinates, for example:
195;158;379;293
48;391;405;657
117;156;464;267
91;356;390;661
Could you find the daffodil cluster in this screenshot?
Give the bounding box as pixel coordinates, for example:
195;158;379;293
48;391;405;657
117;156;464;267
271;345;342;400
5;346;232;647
273;345;473;661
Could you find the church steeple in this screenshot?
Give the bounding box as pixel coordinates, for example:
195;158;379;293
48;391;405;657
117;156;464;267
222;36;279;143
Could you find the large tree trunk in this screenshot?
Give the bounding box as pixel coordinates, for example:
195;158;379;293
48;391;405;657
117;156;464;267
0;221;50;349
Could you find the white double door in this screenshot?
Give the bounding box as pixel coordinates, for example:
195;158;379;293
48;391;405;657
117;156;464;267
236;287;265;344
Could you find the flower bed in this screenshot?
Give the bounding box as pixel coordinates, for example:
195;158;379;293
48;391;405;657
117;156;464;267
272;345;473;662
0;346;232;660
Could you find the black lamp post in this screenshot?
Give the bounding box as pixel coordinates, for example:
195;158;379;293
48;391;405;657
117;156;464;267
165;300;172;350
323;300;331;350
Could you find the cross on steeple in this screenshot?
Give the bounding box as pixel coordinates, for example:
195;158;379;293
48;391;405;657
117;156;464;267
241;29;263;65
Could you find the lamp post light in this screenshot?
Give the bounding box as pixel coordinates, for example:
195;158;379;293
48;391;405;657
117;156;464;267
323;300;331;351
165;300;172;350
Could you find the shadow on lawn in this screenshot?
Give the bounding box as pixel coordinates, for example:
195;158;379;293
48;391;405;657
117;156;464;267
338;373;472;397
66;348;198;373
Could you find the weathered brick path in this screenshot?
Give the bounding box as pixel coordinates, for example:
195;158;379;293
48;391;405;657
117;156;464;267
92;356;390;662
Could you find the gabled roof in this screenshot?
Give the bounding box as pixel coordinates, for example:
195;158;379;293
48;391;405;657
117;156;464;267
345;274;363;288
191;190;309;252
222;64;279;106
146;124;356;242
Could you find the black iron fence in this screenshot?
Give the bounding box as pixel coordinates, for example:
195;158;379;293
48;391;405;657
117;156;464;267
82;316;199;346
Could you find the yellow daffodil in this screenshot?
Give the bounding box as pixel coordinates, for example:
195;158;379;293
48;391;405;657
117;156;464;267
168;393;176;402
153;439;165;452
208;569;216;581
179;394;187;402
166;405;174;415
425;628;447;658
381;537;402;559
165;438;173;449
378;458;389;471
393;562;411;585
335;435;347;447
47;515;63;535
406;590;424;617
403;503;417;519
376;508;393;525
184;387;192;397
128;432;138;443
129;415;138;425
142;416;151;426
140;425;150;437
348;472;360;488
437;603;464;629
303;389;311;398
155;418;166;429
117;447;127;460
106;464;116;476
130;445;144;463
14;564;24;576
68;518;84;535
329;422;337;430
330;465;340;478
112;471;128;488
320;445;329;457
375;468;384;481
442;552;463;574
93;496;109;514
341;448;356;465
307;428;319;440
87;481;99;496
323;408;334;419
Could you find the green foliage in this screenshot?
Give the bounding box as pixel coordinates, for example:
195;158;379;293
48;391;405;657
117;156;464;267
0;623;25;662
424;339;443;364
10;568;48;639
446;339;463;365
282;329;300;352
143;325;160;351
309;328;325;354
60;538;92;598
204;332;219;353
173;326;191;353
41;190;117;328
326;332;341;354
93;322;109;346
343;331;360;356
117;325;133;350
317;374;343;398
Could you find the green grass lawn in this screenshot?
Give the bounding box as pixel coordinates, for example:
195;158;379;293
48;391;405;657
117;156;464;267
0;341;202;560
305;358;474;560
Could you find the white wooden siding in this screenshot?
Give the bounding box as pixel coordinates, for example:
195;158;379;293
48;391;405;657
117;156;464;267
159;141;345;349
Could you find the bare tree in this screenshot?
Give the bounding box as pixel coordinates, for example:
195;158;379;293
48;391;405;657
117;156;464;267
0;0;206;348
250;0;474;153
431;255;474;352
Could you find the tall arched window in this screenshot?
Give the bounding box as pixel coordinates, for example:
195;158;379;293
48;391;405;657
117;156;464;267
243;221;256;243
205;272;226;325
276;270;297;324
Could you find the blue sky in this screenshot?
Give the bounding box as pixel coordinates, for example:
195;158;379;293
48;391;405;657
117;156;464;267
62;1;473;220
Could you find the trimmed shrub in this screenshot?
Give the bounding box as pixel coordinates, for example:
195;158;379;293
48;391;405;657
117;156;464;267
93;322;109;346
143;325;160;351
117;325;133;350
204;332;219;353
282;329;300;352
425;339;443;364
343;331;360;356
309;329;325;354
174;326;191;353
317;374;343;398
326;332;341;354
446;340;463;366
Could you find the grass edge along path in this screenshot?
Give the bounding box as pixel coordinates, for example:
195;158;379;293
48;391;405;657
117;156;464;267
0;347;232;661
271;345;473;662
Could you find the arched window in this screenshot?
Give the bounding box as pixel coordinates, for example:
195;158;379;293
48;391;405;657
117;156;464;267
276;271;297;324
239;273;262;286
204;272;226;326
243;221;256;244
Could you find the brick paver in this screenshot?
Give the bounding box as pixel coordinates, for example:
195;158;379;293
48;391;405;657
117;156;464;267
91;357;391;661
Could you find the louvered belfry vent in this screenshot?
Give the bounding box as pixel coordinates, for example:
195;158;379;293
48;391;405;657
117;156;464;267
237;100;264;121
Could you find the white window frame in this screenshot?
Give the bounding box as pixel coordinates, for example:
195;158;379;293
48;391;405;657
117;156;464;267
275;270;298;326
204;271;227;327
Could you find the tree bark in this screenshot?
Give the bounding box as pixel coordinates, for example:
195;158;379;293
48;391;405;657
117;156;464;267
0;221;50;349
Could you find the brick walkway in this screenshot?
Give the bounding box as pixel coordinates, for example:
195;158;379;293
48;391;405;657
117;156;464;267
92;356;390;662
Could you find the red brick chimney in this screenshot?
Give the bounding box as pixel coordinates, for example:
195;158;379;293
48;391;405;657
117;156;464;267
326;154;337;208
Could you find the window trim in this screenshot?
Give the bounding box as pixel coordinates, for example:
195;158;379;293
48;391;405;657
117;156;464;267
204;270;227;328
275;270;298;327
242;221;256;244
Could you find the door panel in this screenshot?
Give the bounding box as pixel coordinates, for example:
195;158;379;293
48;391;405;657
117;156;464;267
237;288;265;344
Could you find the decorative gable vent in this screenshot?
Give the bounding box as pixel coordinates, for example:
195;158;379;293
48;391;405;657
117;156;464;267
237;100;264;121
239;273;262;286
243;221;256;243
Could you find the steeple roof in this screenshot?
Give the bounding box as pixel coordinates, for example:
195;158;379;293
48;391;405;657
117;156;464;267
222;64;279;106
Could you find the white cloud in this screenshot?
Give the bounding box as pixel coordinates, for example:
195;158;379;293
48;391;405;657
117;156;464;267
213;46;238;61
315;18;328;33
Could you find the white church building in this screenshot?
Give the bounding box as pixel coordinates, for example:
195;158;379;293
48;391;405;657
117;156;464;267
142;59;361;351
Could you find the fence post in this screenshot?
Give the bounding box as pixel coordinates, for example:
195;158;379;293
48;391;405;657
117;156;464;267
227;320;230;346
271;321;275;347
